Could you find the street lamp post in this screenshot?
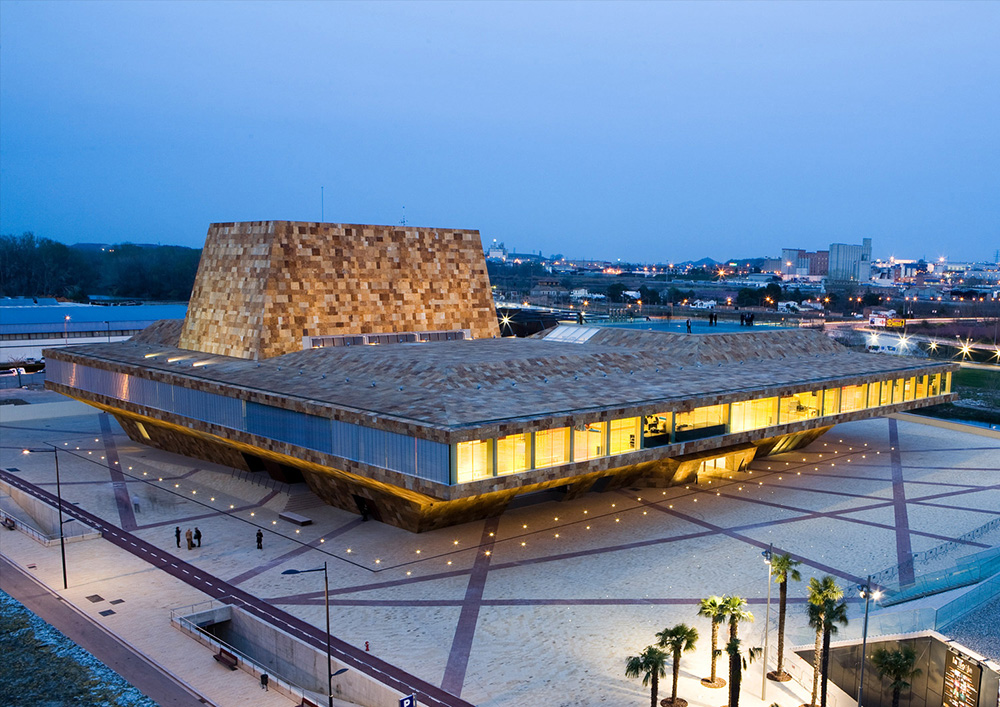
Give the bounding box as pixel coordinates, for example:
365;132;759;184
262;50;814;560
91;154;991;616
104;321;111;343
64;315;71;344
282;562;333;707
22;445;68;589
856;576;882;707
761;545;773;700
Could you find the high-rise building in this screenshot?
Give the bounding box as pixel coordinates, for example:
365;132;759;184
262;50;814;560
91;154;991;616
828;238;872;282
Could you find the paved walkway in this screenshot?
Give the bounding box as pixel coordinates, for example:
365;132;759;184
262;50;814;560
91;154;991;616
2;393;999;707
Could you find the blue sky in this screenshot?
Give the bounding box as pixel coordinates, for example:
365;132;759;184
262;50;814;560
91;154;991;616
1;1;997;263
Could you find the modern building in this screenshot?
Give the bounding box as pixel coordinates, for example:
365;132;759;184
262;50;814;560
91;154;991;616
45;221;957;532
829;238;873;283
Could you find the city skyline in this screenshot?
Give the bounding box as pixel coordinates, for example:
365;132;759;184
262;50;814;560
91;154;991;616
1;2;998;263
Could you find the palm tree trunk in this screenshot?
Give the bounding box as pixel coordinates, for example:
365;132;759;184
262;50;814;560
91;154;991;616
672;649;680;702
820;627;831;707
892;686;901;707
776;581;787;675
811;624;822;706
651;671;658;707
710;621;719;682
729;652;742;707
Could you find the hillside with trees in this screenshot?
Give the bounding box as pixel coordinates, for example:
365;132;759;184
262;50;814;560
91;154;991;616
0;232;201;301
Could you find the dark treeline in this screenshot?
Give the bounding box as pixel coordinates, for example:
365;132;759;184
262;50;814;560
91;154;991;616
0;232;201;301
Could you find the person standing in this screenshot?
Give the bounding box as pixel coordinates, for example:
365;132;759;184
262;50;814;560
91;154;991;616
131;494;141;513
193;527;202;547
185;527;193;550
255;529;263;550
174;526;181;548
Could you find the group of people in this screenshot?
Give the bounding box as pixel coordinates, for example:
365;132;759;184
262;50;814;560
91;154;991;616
739;312;756;326
174;526;202;550
706;312;720;326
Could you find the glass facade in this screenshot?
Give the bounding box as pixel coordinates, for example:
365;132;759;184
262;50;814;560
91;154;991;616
609;418;640;454
731;398;777;433
534;427;570;468
573;422;606;461
47;358;952;488
496;433;530;476
456;439;492;482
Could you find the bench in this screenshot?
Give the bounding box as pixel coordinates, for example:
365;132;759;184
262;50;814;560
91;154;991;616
298;699;320;707
213;649;238;670
1;517;15;530
278;511;313;526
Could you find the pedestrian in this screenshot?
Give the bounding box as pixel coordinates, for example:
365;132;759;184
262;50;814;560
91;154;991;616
740;313;746;326
131;494;141;513
260;673;269;691
194;527;202;547
175;526;181;548
256;529;263;550
185;527;193;550
686;319;692;333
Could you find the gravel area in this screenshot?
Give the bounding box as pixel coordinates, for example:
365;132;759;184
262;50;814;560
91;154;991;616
945;596;1000;661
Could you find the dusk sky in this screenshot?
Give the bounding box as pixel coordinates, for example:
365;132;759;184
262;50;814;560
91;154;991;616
2;1;998;263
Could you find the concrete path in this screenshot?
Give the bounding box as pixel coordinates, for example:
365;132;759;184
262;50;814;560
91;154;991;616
0;555;212;707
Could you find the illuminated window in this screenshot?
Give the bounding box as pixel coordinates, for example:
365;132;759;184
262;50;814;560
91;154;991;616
915;375;928;399
892;378;905;404
840;384;866;413
879;379;891;406
609;418;640;454
904;376;916;401
643;414;672;448
823;388;841;416
779;391;821;423
534;428;570;468
944;371;952;394
456;440;492;482
730;398;776;432
573;422;605;461
496;433;530;476
929;373;941;396
867;381;881;408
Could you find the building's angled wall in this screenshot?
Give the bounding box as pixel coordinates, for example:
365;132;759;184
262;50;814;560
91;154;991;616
178;221;500;360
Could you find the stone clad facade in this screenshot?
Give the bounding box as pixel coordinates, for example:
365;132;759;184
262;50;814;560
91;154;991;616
178;221;499;360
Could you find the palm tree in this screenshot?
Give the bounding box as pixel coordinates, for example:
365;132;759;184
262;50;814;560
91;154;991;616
769;553;801;680
871;645;922;707
811;598;848;707
806;576;845;707
656;623;699;705
625;645;669;707
722;594;754;643
725;637;763;707
698;595;728;687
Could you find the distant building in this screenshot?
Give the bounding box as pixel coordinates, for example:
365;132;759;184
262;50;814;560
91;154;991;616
486;239;508;261
828;238;873;283
781;248;829;277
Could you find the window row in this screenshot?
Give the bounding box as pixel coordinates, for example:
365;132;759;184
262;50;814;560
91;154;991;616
454;372;950;483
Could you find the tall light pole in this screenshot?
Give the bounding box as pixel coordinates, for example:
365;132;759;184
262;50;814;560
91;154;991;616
104;320;111;343
283;562;333;707
64;315;71;344
856;576;882;707
22;445;68;590
761;545;773;701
